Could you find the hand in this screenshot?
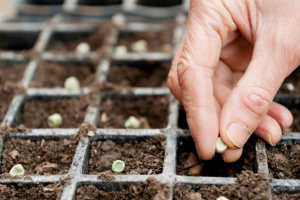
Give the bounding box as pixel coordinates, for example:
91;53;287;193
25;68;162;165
168;0;300;162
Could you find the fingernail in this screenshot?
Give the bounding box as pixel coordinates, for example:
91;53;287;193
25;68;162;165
195;145;202;159
226;122;251;148
256;129;274;146
221;154;228;163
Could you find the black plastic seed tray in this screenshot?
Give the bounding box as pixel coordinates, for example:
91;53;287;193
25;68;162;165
0;14;299;200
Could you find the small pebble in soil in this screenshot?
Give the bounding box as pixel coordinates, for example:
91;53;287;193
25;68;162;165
124;116;141;129
64;76;80;89
9;164;25;176
47;113;63;128
112;160;125;173
215;137;227;153
216;196;229;200
188;165;202;176
75;42;91;54
284;83;295;91
114;45;127;54
131;39;148;52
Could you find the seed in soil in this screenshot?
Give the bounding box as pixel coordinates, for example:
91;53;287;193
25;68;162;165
75;42;91;55
0;31;40;51
131;39;148;53
1;137;78;175
19;95;89;128
88;136;166;175
108;61;170;87
114;45;128;54
266;143;300;179
177;136;257;177
76;177;170;200
99;95;169;128
64;76;81;89
112;160;125;173
47;113;63;128
124;116;140;129
30;61;96;88
217;196;229;200
116;30;173;53
9;164;25;176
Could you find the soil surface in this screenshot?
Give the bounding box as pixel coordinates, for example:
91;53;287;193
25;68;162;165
267;144;300;179
1;137;78;175
173;170;270;200
273;191;300;200
89;136;166;175
49;24;113;53
30;61;96;88
278;69;300;94
177;104;189;129
76;177;170;200
116;29;173;52
0;63;27;86
99;96;169;128
108;61;169;87
177;136;256;177
0;91;14;123
22;95;89;128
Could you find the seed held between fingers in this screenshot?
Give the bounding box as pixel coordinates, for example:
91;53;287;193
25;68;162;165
215;137;227;154
47;113;63;128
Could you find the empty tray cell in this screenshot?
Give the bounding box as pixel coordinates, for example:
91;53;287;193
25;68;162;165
76;177;170;199
266;139;300;179
273;96;300;132
278;67;300;94
15;95;89;128
99;95;170;129
30;61;96;88
1;136;78;175
108;60;170;87
0;31;40;51
26;0;64;5
116;29;174;53
137;0;182;7
0;183;63;199
177;104;188;129
272;186;300;200
47;24;113;52
88;135;166;175
174;170;270;199
176;135;257;177
78;0;122;5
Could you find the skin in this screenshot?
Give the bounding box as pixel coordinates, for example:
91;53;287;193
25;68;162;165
168;0;300;162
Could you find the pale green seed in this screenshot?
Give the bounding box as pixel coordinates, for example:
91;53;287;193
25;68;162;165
9;164;25;176
112;160;125;173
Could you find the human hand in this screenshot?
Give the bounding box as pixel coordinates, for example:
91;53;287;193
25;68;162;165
168;0;300;162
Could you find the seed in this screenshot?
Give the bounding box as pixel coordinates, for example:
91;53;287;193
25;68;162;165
75;42;90;54
112;160;125;173
47;113;63;128
216;196;229;200
114;45;128;54
188;165;202;176
64;76;80;89
9;164;25;176
215;137;227;153
131;40;148;53
285;83;294;91
124;116;140;129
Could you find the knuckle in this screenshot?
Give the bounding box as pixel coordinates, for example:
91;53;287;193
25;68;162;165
242;86;272;117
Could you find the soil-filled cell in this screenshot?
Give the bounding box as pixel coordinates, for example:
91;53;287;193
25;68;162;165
116;30;173;53
30;61;96;88
267;140;300;179
0;31;40;51
88;135;166;175
76;177;170;200
0;62;27;86
273;189;300;200
0;183;62;200
108;61;170;87
99;95;169;129
47;24;113;52
176;136;257;177
78;0;122;5
20;96;89;128
1;137;77;175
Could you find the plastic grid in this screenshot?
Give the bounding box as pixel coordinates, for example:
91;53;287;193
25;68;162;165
0;14;299;200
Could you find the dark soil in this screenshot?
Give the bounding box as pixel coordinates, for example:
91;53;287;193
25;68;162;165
22;95;89;128
177;136;256;177
0;92;14;123
178;104;189;129
49;24;113;53
116;30;173;52
273;191;300;200
0;63;27;86
108;61;169;87
30;61;96;88
89;136;166;175
173;170;270;200
78;0;122;5
278;69;300;94
99;96;169;129
1;137;78;175
76;177;170;200
137;0;182;7
266;144;300;179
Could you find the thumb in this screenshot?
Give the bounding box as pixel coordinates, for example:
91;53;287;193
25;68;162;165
220;39;299;149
